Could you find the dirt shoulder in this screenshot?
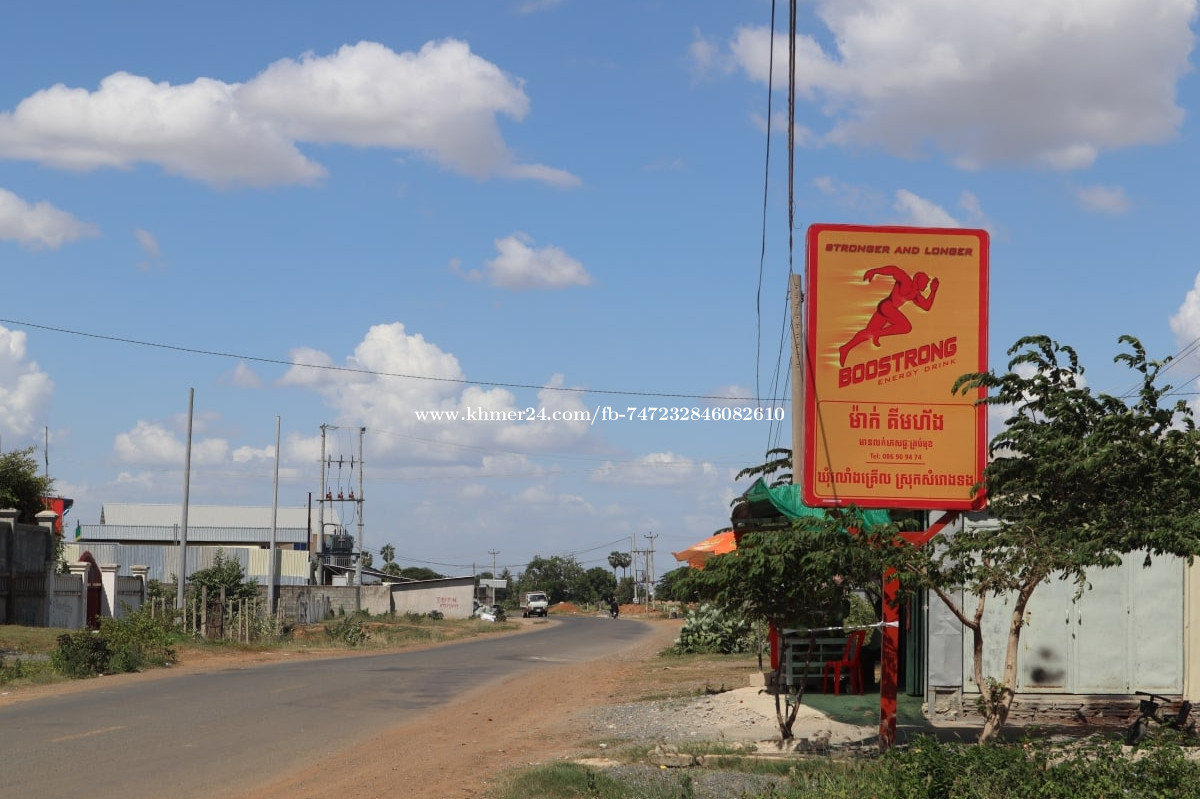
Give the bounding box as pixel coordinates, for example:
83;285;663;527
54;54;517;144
239;616;687;799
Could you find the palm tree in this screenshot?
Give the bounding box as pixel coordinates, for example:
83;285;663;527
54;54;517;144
380;543;396;566
608;551;632;580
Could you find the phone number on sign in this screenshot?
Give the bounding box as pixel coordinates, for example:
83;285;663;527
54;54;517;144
600;406;785;422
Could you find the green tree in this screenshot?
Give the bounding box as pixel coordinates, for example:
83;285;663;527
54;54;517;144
380;543;396;566
518;555;585;604
734;447;792;488
399;566;444;581
656;566;697;602
684;513;893;739
573;567;617;605
607;550;632;580
894;335;1200;742
187;549;258;605
0;446;54;523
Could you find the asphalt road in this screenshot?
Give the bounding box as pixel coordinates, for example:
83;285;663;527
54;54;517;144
0;615;651;798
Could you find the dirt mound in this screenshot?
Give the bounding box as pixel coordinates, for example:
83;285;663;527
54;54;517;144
551;601;581;613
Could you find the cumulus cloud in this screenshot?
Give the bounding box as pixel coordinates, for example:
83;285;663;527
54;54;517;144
465;233;593;290
113;420;229;465
0;40;578;188
1169;272;1200;373
893;189;960;227
280;322;598;463
0;187;98;249
721;0;1196;170
0;325;53;439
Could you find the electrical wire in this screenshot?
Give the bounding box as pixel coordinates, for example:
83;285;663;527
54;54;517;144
0;316;762;403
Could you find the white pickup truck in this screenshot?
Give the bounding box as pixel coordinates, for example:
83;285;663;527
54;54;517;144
520;591;550;618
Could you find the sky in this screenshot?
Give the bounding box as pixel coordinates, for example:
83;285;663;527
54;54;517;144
2;0;1200;580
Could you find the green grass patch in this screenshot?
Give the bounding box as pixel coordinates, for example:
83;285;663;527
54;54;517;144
0;624;72;655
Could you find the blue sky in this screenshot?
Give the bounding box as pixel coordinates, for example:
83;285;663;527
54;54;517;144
2;0;1199;578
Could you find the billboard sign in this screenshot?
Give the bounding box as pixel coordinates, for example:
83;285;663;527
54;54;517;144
800;224;988;510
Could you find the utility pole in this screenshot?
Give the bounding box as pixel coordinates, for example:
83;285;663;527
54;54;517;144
488;549;500;605
631;534;639;604
176;388;194;611
644;532;658;609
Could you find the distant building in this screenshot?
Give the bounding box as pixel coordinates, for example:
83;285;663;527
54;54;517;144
67;503;345;586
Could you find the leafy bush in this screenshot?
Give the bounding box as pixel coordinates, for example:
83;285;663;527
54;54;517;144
50;631;111;678
673;603;753;654
324;613;370;646
98;605;178;671
50;605;179;678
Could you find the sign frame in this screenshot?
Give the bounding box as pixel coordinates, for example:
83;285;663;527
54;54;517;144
798;224;989;510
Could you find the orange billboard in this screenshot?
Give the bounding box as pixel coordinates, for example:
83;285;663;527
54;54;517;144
800;224;988;510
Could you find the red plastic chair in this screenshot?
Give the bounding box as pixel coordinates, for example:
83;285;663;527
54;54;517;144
823;630;867;695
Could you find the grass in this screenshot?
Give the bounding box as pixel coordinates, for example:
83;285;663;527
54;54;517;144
0;613;519;690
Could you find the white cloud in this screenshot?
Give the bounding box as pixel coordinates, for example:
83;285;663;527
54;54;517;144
1169;272;1200;370
0;40;578;188
0;187;98;249
591;452;716;487
134;228;165;271
280;323;598;463
0;325;53;439
1073;184;1132;214
893;189;959;227
224;361;263;388
113;420;229;465
469;233;593;290
722;0;1196;170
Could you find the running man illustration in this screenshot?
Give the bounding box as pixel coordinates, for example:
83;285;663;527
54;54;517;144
839;265;939;366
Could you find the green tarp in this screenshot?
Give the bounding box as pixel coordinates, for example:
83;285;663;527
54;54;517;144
742;478;892;527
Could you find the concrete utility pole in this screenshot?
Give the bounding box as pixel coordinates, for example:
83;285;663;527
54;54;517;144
176;388;194;611
644;532;658;609
268;416;280;615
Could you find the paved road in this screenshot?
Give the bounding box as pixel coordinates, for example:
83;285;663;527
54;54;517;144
1;615;651;798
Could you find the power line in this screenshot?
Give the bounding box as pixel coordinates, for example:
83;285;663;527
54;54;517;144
0;316;763;403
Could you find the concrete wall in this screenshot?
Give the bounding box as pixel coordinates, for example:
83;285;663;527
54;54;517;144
391;577;475;619
268;578;476;623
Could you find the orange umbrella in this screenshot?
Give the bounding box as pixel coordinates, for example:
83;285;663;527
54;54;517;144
672;529;737;569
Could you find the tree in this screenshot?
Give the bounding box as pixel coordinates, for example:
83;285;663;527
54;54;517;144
684;513;893;739
656;566;697;602
380;543;396;566
607;550;632;581
187;549;258;605
0;446;54;523
573;567;618;605
894;335;1200;742
734;447;792;488
517;555;585;604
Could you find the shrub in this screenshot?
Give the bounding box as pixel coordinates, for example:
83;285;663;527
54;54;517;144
51;631;111;678
325;613;370;646
673;603;753;654
98;605;178;671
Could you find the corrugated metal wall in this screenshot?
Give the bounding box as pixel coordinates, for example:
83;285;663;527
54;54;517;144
63;543;310;585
